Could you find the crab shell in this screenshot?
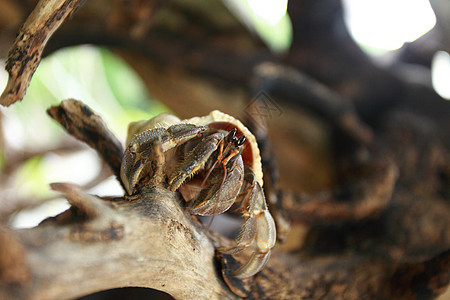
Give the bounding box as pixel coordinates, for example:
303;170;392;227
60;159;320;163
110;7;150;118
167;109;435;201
126;110;263;186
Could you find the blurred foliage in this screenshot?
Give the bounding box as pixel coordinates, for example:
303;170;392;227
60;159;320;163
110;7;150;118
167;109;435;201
14;155;49;198
226;0;292;53
25;46;169;141
253;13;292;53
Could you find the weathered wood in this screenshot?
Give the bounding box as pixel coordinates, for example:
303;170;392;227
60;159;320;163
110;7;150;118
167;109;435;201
0;0;86;106
0;183;237;300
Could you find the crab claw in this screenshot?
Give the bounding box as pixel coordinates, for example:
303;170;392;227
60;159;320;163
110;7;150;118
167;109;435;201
219;181;276;278
121;136;165;195
233;251;271;278
121;124;205;194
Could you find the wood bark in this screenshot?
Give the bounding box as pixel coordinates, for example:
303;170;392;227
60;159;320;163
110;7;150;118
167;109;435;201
0;0;86;106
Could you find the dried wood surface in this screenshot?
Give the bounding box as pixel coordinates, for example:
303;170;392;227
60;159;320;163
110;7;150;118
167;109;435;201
0;0;86;106
0;0;449;299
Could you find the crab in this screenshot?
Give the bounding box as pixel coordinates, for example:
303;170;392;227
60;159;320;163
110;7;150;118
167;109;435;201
120;110;276;278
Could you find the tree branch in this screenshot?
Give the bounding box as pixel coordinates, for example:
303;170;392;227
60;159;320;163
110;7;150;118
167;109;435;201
0;0;86;106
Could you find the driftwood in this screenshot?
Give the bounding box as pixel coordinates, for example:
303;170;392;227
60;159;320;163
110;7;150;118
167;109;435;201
0;0;86;106
1;181;234;299
0;0;449;299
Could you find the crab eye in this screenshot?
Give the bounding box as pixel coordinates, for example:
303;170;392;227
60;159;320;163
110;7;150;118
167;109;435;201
225;129;237;143
236;135;246;147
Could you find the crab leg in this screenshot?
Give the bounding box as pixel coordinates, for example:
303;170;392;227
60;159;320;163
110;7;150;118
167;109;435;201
121;124;205;194
168;131;228;191
200;130;243;189
189;155;244;215
219;175;276;278
130;124;206;153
